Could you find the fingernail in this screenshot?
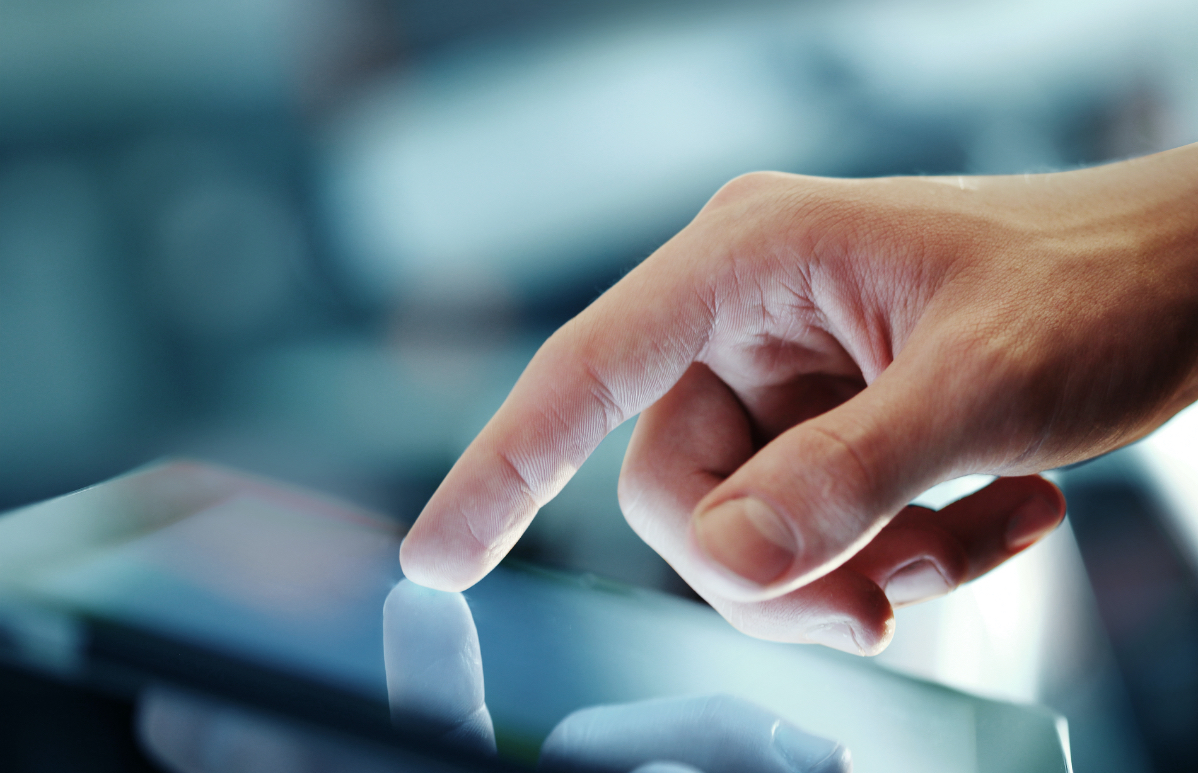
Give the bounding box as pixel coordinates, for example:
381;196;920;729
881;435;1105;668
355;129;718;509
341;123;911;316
693;497;796;587
883;559;951;607
805;621;864;656
1006;496;1061;550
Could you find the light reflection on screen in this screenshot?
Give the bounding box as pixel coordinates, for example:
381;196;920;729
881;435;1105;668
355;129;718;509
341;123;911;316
5;463;1068;773
31;493;402;698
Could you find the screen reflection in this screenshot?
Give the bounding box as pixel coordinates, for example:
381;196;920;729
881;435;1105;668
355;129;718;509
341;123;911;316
143;579;849;773
4;462;1069;772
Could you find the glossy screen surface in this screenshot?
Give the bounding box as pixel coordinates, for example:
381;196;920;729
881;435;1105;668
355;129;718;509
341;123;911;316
0;463;1068;773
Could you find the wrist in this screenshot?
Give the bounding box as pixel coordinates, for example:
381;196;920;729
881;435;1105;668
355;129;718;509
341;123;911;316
1082;144;1198;425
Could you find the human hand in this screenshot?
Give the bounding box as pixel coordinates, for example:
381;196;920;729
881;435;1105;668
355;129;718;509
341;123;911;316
401;144;1198;654
139;580;846;773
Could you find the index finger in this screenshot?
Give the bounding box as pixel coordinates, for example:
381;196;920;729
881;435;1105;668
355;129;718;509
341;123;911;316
399;245;716;591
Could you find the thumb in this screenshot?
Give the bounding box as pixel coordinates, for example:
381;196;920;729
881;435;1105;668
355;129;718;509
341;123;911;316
689;348;982;603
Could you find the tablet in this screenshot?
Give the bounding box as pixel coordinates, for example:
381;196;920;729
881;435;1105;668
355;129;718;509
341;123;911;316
0;461;1069;773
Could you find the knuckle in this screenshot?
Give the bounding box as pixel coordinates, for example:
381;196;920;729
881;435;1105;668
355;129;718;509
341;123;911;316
491;446;546;532
893;527;969;588
582;360;626;433
707;171;781;208
920;531;969;588
615;465;646;526
805;423;877;506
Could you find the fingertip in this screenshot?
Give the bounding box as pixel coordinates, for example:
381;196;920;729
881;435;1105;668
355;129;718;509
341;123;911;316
719;568;895;655
806;611;894;657
869;613;897;656
1041;476;1068;521
398;534;481;593
851;474;1067;607
839;571;896;656
955;474;1064;553
384;576;466;610
805;622;867;656
1005;490;1065;551
1014;474;1067;518
397;544;441;591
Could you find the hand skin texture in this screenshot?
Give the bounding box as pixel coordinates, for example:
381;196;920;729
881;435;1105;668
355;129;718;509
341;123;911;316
401;144;1198;655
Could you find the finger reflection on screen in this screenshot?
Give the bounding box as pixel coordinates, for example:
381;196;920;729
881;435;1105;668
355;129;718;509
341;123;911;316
541;694;849;773
384;579;496;755
139;577;849;773
385;579;849;773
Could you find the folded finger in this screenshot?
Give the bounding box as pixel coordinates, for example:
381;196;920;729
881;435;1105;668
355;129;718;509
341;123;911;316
706;567;895;655
620;364;895;654
618;362;754;573
844;475;1065;608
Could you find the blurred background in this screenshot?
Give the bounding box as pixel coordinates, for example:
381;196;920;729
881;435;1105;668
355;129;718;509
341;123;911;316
1;0;1197;770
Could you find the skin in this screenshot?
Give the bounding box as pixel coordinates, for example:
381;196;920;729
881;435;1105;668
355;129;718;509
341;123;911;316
400;143;1198;655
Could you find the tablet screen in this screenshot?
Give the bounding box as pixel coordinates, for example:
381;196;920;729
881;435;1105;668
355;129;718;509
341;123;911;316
0;462;1067;773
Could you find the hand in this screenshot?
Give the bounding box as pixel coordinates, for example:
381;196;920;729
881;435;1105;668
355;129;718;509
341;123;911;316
139;580;847;773
401;144;1198;654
